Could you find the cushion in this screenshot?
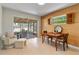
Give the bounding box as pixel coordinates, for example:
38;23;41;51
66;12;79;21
5;32;15;38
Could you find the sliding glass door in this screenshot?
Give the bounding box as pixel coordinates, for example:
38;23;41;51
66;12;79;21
13;21;37;39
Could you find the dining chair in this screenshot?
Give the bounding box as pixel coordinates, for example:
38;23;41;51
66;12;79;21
47;35;53;44
42;31;47;43
55;33;69;51
47;32;54;44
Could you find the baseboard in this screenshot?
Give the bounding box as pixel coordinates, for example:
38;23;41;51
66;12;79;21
68;44;79;50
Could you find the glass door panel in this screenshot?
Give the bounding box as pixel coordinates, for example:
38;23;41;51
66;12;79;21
13;20;37;39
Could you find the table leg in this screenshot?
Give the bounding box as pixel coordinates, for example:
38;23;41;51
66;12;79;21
51;37;52;43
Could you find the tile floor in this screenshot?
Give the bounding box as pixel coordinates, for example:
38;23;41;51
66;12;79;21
0;37;79;55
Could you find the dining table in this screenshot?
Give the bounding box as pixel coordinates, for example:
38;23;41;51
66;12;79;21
41;32;69;51
41;32;64;43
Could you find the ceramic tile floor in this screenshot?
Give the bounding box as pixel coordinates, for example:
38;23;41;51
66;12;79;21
0;37;79;55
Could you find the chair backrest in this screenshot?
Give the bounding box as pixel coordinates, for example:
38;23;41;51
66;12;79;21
58;33;69;42
43;31;47;36
43;31;47;34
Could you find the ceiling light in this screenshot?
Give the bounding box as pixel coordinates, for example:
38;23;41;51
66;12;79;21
38;3;45;5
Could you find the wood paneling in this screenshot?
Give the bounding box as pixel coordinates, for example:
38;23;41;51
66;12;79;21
41;4;79;47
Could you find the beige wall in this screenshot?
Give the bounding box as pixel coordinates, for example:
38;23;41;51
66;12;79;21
41;4;79;47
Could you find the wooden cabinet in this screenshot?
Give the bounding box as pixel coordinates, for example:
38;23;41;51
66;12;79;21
48;18;51;25
67;13;74;24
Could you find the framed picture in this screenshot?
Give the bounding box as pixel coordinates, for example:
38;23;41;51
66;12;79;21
51;15;67;25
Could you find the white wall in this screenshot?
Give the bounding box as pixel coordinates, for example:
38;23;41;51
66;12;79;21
2;7;40;36
0;4;2;35
0;4;2;48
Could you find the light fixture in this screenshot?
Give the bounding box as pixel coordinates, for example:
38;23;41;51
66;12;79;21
37;3;45;5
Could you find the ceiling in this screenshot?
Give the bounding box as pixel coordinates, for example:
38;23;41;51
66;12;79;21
1;3;76;16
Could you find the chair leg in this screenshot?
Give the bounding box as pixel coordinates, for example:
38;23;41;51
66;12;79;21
42;36;45;43
47;38;49;44
55;40;57;51
66;41;68;48
51;37;52;44
42;39;44;43
63;43;65;51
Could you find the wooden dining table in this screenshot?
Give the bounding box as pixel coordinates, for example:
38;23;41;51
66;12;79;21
41;32;69;51
41;32;64;43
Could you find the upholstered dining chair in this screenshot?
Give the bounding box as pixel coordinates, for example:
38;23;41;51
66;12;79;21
55;33;69;51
